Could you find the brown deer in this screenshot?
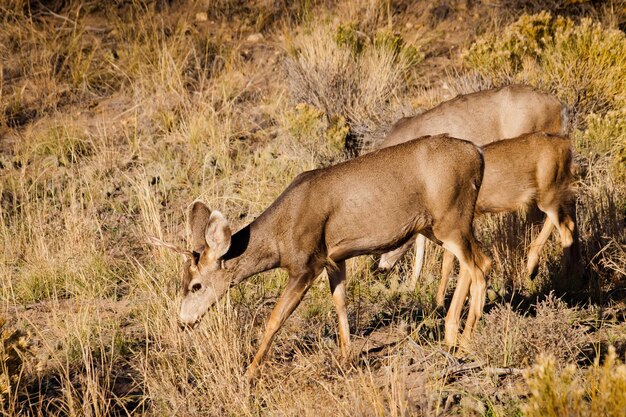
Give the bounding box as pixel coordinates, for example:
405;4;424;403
381;132;581;307
377;84;568;288
153;135;490;379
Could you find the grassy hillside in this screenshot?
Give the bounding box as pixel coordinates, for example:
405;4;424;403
1;0;625;415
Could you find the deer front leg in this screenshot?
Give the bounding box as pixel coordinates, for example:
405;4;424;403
328;261;351;362
245;271;315;380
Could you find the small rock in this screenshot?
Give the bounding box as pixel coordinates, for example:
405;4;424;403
405;22;414;29
195;12;208;22
247;33;264;43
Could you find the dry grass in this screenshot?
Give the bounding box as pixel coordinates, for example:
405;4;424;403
1;1;625;416
470;296;592;368
524;346;626;417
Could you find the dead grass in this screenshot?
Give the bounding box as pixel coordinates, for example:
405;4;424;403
470;296;592;368
1;1;625;416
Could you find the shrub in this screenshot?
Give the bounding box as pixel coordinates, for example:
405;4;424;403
0;318;31;409
284;103;348;163
580;110;626;184
464;12;626;119
470;296;590;367
523;346;626;417
284;23;422;153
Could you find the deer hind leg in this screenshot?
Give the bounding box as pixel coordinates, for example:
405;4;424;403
545;201;583;290
463;238;491;343
526;217;555;279
328;261;351;362
245;269;317;380
436;249;456;308
441;234;490;347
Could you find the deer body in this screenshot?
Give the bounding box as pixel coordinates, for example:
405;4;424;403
175;135;489;378
382;133;580;306
382;84;567;148
378;84;568;287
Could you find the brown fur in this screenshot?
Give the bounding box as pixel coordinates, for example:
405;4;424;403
383;133;581;307
380;84;567;149
176;135;489;378
378;84;572;293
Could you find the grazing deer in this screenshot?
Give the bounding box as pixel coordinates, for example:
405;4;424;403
378;84;568;288
381;132;581;307
153;135;490;378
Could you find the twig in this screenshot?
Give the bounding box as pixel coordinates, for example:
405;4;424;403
484;366;524;376
435;346;460;366
442;360;524;376
42;9;108;32
442;361;483;375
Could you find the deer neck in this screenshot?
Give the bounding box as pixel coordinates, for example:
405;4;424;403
222;217;280;285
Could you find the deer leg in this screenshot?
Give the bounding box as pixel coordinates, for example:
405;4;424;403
444;259;471;347
378;239;413;271
406;234;427;290
442;235;490;347
436;249;456;308
328;261;351;362
462;238;491;343
545;203;582;289
245;270;316;380
526;217;555;279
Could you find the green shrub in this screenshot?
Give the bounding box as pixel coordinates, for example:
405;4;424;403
9;253;121;303
285;103;348;162
335;22;366;56
464;12;626;118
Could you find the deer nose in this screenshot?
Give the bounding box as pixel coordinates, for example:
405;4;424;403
179;320;199;331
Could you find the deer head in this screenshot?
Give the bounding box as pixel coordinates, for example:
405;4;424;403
179;201;232;325
148;200;232;326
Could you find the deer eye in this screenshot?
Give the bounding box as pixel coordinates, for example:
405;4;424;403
191;283;202;293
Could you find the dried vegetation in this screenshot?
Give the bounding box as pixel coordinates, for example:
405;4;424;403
0;0;625;416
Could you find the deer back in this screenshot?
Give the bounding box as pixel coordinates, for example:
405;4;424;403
258;135;484;268
380;85;566;148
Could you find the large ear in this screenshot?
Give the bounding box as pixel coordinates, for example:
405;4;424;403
188;200;212;253
205;211;231;259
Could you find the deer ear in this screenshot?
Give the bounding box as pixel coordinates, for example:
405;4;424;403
188;200;212;253
205;211;231;259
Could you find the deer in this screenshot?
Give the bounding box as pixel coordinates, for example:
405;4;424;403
380;132;581;308
151;135;490;379
377;84;569;290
